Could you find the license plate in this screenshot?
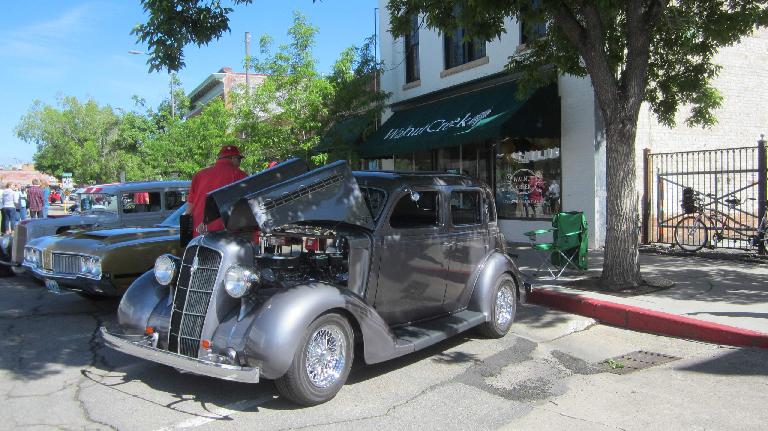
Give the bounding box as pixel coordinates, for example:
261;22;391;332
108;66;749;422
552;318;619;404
45;279;61;294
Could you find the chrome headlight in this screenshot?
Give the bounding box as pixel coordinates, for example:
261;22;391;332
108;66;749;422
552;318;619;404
224;265;260;298
80;256;101;277
24;247;40;266
154;254;178;286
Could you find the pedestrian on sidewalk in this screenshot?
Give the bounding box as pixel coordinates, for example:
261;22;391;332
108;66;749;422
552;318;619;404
185;145;248;236
27;180;44;219
17;185;28;221
41;181;50;218
2;183;16;234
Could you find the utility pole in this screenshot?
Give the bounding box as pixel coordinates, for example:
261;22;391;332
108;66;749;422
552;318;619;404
170;72;176;118
245;32;251;96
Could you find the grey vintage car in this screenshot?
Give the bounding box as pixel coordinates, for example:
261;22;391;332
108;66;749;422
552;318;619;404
101;159;528;406
0;180;189;274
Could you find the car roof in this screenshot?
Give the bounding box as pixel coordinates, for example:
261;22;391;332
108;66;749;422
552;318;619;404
79;180;191;194
352;171;486;191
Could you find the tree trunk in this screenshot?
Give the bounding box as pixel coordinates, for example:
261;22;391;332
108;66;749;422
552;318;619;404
601;114;642;288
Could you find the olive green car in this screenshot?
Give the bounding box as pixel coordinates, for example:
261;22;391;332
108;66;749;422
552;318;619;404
22;204;186;298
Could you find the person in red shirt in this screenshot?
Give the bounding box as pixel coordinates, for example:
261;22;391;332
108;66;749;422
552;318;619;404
185;145;249;236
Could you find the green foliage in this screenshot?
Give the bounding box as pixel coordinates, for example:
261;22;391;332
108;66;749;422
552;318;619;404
133;0;254;72
231;12;388;167
138;97;238;179
15;96;126;184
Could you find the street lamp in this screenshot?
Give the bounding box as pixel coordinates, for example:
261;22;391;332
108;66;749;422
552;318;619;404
128;50;176;118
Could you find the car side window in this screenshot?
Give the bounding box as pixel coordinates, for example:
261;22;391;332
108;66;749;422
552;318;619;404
165;191;187;210
389;190;439;229
450;190;481;226
122;191;162;214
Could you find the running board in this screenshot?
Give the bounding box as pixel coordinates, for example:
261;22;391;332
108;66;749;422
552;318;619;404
389;310;487;358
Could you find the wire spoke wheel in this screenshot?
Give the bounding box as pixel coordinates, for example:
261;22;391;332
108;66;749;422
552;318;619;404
495;284;515;329
304;326;346;389
674;216;708;252
275;313;354;406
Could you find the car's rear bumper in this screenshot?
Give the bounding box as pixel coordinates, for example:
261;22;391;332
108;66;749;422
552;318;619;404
100;328;260;383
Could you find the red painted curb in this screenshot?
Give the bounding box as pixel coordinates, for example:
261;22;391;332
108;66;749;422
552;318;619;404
529;288;768;348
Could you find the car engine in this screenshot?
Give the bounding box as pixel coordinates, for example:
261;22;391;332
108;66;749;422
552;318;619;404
256;227;350;287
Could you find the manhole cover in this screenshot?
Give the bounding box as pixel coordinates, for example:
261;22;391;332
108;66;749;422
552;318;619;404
599;351;680;375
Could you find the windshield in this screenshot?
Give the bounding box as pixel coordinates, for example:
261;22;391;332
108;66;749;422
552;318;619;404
77;193;118;213
158;203;187;227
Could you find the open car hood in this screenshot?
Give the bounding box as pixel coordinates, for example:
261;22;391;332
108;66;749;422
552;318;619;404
204;159;376;233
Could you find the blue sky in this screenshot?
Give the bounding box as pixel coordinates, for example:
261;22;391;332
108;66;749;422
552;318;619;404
0;0;378;166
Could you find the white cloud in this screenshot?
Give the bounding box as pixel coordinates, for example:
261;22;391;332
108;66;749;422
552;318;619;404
0;3;96;66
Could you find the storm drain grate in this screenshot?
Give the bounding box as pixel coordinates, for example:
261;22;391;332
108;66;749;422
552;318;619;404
599;350;680;375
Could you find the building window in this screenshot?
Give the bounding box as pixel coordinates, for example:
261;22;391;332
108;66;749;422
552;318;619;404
405;15;420;83
444;28;486;70
495;138;561;220
520;0;547;45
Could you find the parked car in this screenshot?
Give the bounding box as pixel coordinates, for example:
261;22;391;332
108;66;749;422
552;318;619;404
0;181;190;274
101;159;527;406
22;204;187;299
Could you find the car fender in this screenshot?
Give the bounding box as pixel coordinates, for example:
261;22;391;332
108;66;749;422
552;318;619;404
118;270;169;335
212;282;395;379
467;251;525;322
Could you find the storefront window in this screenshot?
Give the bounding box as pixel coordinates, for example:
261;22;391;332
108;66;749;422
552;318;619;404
437;146;461;174
495;138;561;220
414;150;433;171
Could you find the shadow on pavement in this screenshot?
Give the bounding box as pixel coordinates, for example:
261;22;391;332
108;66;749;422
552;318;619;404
677;348;768;376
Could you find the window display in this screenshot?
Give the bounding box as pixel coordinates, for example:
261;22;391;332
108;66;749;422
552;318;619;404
495;138;561;220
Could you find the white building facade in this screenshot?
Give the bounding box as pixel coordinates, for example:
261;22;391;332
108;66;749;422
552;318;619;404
366;2;768;248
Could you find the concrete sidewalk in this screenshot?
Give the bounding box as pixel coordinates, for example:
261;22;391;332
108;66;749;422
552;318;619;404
510;244;768;348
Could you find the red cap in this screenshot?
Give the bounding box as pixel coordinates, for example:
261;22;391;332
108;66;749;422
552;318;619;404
218;145;243;159
267;161;279;168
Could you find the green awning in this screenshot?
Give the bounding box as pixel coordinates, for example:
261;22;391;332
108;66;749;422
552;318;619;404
316;115;372;153
360;81;559;158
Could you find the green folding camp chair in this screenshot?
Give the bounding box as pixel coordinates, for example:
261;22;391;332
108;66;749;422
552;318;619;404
524;211;588;279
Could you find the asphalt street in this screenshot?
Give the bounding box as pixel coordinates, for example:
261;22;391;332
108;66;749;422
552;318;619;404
1;274;767;430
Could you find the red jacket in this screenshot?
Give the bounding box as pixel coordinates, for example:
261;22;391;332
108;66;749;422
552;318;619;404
188;159;248;236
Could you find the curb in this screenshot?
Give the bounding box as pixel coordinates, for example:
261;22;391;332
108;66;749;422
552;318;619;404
529;288;768;349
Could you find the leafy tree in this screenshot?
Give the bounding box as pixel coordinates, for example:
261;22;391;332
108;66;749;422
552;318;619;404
322;36;389;163
385;0;768;288
133;0;254;73
140;97;239;178
230;13;388;168
231;12;334;166
15;96;126;184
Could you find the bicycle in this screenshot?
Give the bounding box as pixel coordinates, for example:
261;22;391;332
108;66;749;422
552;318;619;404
673;189;768;253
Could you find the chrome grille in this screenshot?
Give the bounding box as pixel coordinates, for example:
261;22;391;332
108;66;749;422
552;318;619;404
11;224;27;264
168;245;221;358
53;254;80;274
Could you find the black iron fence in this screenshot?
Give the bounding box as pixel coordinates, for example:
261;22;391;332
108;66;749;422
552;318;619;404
642;137;767;250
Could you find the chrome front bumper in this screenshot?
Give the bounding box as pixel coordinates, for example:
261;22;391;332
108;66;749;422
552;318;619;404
100;328;260;383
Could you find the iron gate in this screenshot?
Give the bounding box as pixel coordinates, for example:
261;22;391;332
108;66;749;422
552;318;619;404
642;139;767;250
